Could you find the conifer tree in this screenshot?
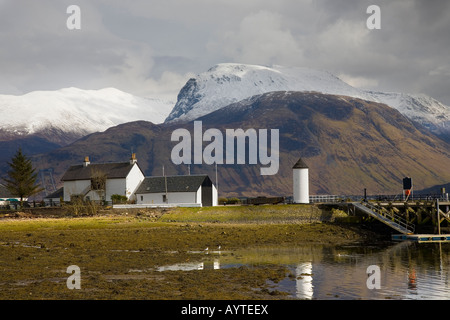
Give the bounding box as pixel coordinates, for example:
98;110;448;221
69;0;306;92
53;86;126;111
2;148;43;206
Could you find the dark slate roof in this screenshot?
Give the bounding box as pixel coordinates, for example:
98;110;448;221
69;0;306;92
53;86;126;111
293;158;309;169
61;162;137;181
136;175;211;194
44;187;64;199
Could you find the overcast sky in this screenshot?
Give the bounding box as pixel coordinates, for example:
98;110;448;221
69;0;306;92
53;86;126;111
1;0;449;105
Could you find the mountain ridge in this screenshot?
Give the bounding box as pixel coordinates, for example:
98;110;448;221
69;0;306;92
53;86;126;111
165;63;450;141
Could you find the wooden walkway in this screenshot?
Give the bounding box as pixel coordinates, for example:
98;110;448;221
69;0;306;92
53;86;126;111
392;234;450;243
350;201;450;243
351;202;415;234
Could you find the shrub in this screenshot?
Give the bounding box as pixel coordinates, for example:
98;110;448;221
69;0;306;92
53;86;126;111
218;197;241;205
111;194;128;204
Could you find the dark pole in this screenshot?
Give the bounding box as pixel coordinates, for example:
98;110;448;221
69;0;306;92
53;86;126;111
437;199;441;235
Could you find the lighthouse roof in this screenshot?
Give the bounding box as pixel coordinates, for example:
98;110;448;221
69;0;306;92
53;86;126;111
293;158;308;169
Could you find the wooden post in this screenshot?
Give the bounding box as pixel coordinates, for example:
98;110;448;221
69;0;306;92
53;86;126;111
437;199;441;235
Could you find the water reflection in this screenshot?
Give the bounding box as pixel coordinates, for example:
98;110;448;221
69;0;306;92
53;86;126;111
296;262;313;300
156;241;450;300
157;260;221;272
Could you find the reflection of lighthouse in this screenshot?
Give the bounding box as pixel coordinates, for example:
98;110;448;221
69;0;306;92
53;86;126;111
293;158;309;204
296;262;313;299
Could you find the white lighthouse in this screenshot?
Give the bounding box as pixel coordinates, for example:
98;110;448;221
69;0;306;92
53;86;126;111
293;157;309;204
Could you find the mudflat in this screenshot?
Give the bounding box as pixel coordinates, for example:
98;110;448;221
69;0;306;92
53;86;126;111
0;205;385;300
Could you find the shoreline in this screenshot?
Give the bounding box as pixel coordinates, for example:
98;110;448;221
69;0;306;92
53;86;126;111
0;205;390;299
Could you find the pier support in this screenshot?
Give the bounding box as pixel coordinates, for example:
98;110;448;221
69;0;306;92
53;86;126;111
437;199;441;235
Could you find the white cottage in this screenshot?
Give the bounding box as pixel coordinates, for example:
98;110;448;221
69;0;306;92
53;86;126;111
135;175;218;207
61;154;144;203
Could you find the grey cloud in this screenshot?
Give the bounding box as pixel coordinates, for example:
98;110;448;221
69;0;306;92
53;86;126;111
0;0;448;105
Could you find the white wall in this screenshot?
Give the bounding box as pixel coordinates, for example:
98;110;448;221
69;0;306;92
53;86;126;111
105;178;127;201
293;168;309;204
104;164;144;201
212;184;218;206
63;180;90;201
137;190;200;205
64;179;126;202
125;164;145;201
137;184;218;206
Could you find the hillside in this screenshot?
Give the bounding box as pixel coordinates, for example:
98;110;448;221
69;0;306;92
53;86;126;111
31;92;450;198
416;182;450;195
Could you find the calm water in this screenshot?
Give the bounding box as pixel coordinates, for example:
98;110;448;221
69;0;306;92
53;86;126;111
157;241;450;300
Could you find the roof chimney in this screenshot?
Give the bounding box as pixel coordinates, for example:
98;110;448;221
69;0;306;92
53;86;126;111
130;153;137;165
83;156;90;167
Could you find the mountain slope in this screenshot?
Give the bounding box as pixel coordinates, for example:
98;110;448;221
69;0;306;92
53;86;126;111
32;92;450;198
0;87;174;145
165;63;450;140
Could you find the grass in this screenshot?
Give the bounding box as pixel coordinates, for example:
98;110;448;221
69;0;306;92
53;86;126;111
159;204;328;224
0;215;145;232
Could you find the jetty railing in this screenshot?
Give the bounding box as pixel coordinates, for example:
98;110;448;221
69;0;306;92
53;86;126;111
361;201;415;233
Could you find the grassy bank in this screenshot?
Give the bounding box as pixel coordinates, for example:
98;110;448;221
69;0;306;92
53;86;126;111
158;204;339;223
0;204;386;300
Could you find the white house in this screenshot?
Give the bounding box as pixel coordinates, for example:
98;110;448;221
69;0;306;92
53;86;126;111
135;174;218;207
61;154;145;203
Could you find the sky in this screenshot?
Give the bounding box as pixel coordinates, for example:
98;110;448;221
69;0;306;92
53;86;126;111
1;0;449;105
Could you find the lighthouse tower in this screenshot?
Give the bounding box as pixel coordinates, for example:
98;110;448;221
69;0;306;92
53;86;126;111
293;157;309;204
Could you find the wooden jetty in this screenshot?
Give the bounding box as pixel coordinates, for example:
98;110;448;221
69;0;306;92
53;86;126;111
335;200;450;243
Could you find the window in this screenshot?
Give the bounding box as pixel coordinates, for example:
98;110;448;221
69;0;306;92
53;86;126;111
140;196;143;201
163;194;167;203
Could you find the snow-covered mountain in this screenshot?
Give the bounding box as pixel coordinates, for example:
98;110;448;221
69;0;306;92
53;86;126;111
0;87;174;141
366;91;450;136
165;63;450;139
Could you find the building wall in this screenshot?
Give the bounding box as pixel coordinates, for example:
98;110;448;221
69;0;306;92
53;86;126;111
125;164;145;201
212;184;218;206
136;190;200;205
104;178;127;201
293;168;309;204
63;180;90;201
64;179;127;202
136;185;218;207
